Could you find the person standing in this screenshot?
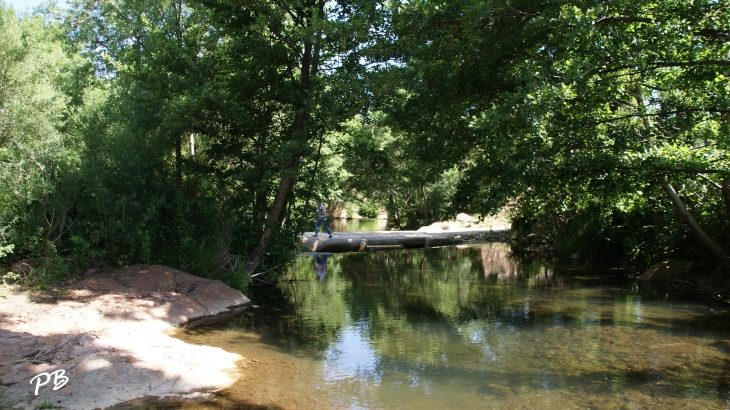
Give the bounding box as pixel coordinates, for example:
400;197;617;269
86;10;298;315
313;200;333;238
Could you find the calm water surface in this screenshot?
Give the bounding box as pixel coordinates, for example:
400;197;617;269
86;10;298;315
177;243;730;409
329;218;388;232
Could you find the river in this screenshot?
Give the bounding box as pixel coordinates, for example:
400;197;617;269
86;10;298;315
174;243;730;409
329;218;389;232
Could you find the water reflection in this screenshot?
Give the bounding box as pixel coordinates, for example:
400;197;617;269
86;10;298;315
314;253;329;280
323;321;380;382
176;243;730;410
329;218;388;232
480;244;519;278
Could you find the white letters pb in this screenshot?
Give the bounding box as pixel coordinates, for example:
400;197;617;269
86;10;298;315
30;369;68;395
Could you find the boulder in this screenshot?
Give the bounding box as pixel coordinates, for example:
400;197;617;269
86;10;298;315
417;222;446;232
455;213;475;222
637;260;689;282
74;264;252;328
10;259;33;276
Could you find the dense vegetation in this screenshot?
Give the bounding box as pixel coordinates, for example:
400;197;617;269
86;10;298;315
1;0;728;291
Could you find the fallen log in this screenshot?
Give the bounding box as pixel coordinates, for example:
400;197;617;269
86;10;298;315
301;228;509;253
308;237;368;252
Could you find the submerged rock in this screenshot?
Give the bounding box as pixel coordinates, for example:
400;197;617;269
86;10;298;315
637;259;689;282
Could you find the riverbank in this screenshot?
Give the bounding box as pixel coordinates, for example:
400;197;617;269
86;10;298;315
0;265;250;410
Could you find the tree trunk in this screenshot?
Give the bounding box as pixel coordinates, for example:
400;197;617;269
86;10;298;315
304;129;325;209
388;191;402;229
245;1;325;276
245;111;309;275
246;155;301;274
722;179;730;221
632;83;652;129
662;178;727;261
175;136;182;187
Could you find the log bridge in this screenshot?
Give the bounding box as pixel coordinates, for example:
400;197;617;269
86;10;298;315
301;228;510;253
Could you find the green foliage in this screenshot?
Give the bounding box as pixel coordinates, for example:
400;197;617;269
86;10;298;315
0;244;13;259
358;203;380;219
379;0;730;268
0;3;84;273
335;115;463;229
2;271;21;286
0;255;70;289
3;0;727;290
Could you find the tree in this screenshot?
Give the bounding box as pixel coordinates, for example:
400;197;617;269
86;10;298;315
336;115;461;229
196;0;382;276
467;0;729;263
358;0;559;222
70;0;220;187
0;3;83;263
376;0;729;266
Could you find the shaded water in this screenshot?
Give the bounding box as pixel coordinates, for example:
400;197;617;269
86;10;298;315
176;243;730;409
329;218;388;232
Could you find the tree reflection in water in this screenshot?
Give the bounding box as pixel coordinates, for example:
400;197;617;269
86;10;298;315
178;243;730;410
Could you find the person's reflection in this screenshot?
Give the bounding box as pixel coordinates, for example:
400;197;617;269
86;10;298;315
314;253;329;280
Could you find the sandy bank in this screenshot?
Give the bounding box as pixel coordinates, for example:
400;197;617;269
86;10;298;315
0;265;250;410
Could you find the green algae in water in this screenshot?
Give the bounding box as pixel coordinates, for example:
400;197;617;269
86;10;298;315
177;243;730;409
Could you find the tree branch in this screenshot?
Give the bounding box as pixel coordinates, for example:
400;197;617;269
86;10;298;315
578;108;730;128
615;166;725;174
594;16;652;24
697;173;723;190
662;178;727;261
695;28;730;41
601;60;730;74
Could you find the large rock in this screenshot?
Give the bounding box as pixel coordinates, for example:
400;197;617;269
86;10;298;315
417;221;463;232
637;260;689;282
72;265;251;328
10;260;33;276
455;213;475;222
0;265;251;409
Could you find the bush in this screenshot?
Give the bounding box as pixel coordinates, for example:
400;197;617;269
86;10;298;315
358;203;380;218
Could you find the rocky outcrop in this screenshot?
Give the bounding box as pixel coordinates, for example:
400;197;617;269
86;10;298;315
637;260;689;282
76;265;250;328
455;213;475;222
417;221;465;231
0;265;251;410
9;260;33;276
